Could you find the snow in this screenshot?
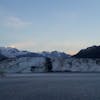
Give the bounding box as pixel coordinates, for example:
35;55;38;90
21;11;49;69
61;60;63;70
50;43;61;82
0;57;46;73
0;47;28;58
62;58;100;72
41;51;70;59
0;47;100;73
0;47;70;59
1;57;100;73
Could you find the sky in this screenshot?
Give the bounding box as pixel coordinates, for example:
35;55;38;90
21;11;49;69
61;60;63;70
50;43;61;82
0;0;100;54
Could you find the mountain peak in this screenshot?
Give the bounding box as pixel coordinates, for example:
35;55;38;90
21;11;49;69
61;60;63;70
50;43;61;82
73;45;100;58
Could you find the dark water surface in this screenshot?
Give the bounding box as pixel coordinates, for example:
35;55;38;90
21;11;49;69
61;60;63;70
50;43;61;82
0;73;100;100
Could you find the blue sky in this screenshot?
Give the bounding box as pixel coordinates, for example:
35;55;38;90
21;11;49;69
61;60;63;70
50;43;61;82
0;0;100;54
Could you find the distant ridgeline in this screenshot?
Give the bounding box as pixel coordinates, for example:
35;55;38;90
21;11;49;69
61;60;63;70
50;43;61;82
73;46;100;58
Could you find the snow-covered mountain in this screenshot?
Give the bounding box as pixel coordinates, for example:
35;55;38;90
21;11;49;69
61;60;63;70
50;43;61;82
0;47;70;59
41;51;70;59
0;47;28;58
0;47;42;58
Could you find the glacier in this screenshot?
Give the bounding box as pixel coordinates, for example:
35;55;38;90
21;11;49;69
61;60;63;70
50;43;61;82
0;47;100;73
0;57;100;73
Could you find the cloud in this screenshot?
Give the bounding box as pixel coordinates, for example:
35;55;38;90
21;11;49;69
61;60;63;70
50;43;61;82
4;16;32;29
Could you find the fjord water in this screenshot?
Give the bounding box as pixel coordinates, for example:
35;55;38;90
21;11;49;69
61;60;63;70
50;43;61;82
0;73;100;100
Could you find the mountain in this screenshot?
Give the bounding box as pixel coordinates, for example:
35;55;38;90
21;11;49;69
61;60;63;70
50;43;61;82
73;45;100;58
17;52;43;58
0;47;27;58
0;47;42;58
41;51;70;59
0;47;70;59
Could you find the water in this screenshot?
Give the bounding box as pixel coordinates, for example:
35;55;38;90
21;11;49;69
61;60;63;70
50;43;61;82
0;73;100;100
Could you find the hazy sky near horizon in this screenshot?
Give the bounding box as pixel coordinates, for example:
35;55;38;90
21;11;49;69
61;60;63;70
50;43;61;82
0;0;100;54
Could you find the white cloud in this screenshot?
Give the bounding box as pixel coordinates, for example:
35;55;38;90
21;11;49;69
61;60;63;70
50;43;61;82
4;16;32;29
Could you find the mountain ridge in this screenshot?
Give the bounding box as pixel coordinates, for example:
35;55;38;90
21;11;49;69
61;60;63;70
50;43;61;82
0;47;70;59
0;45;100;59
73;45;100;58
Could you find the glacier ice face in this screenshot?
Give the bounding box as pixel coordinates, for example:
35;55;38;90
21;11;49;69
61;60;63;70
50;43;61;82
1;57;100;73
0;57;46;73
62;58;100;72
0;57;100;73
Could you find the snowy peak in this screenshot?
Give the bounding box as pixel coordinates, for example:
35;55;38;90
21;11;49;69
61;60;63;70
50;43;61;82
0;47;28;58
0;47;70;59
42;51;70;59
